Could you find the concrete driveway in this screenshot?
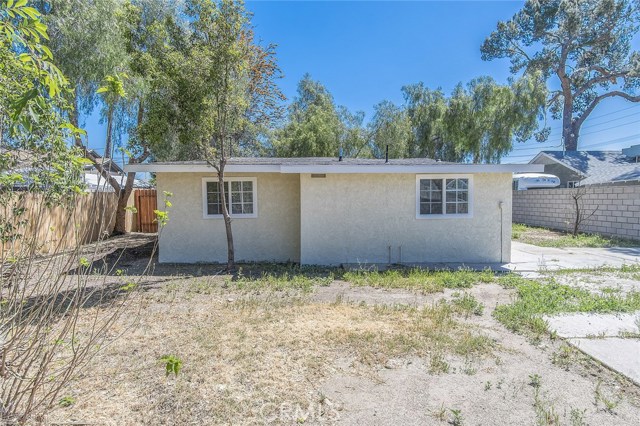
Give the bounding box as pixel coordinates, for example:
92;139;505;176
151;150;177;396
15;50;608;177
507;241;640;273
507;241;640;387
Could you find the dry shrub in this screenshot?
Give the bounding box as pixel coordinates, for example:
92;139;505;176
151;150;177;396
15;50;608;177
1;189;161;424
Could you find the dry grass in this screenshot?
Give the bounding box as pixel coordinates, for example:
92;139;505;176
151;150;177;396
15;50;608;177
512;223;639;248
46;278;494;425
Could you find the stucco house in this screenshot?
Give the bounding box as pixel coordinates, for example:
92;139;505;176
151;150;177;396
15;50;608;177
126;158;542;265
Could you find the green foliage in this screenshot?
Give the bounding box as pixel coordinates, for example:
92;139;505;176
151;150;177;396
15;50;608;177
144;0;284;163
529;373;542;389
228;270;333;294
39;0;128;113
0;0;85;207
368;100;411;159
272;74;366;158
396;75;546;162
481;0;640;150
153;209;169;226
159;354;182;377
450;408;464;426
494;277;640;337
450;292;484;318
58;396;76;408
97;73;127;101
343;268;495;292
273;73;545;163
119;282;137;291
512;223;640;248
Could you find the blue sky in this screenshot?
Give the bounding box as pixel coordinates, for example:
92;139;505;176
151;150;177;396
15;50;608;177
83;0;640;164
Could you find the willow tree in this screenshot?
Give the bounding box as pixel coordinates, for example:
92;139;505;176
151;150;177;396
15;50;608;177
481;0;640;151
368;100;411;159
273;74;345;157
444;75;547;163
371;75;546;163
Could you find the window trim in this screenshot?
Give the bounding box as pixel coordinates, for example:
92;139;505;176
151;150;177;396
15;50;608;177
415;174;473;219
202;177;258;219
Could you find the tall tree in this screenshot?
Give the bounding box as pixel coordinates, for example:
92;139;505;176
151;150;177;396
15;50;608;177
0;0;85;199
401;84;454;160
147;0;283;269
368;100;411;159
43;0;179;234
272;74;344;157
272;74;369;158
96;73;127;159
43;0;127;143
481;0;640;151
40;0;136;233
108;0;183;234
444;75;546;163
369;75;545;163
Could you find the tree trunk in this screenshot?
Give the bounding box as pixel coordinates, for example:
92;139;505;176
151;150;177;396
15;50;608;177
70;92;83;148
113;172;136;235
563;122;580;151
218;165;235;271
113;101;148;235
561;93;579;151
104;107;113;159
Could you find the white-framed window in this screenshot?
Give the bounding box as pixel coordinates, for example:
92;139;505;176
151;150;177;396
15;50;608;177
567;181;579;188
202;177;257;219
416;174;473;219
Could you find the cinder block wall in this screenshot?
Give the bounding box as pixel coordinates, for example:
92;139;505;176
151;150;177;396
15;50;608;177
513;184;640;241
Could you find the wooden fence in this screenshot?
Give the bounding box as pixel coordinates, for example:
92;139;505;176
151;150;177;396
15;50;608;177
134;189;158;233
1;191;145;255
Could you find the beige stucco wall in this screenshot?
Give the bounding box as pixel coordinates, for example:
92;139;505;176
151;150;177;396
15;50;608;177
156;172;300;263
299;173;512;265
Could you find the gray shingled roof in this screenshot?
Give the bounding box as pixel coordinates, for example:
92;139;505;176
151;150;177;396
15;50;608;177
539;151;640;185
150;157;449;166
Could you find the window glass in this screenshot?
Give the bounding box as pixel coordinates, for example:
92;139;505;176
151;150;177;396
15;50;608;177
445;178;469;215
418;177;470;216
206;182;223;215
419;179;443;215
205;179;255;216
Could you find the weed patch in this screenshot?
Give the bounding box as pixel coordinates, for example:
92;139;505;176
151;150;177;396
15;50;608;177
494;278;640;337
512;224;639;248
343;268;495;293
226;268;334;293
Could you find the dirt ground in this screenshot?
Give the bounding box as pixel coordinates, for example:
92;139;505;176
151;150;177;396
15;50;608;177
41;235;640;425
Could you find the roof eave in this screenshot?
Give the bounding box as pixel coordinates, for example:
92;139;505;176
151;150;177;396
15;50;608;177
125;163;545;174
531;152;587;177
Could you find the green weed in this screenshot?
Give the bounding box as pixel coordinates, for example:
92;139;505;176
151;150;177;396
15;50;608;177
512;223;639;248
450;292;484;318
343;267;495;293
494;278;640;338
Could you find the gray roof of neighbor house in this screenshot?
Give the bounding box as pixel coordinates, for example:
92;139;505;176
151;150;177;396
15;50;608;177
531;151;640;185
125;157;543;174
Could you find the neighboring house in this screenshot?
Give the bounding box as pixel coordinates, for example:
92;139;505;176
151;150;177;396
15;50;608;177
82;150;152;191
530;145;640;188
127;158;541;266
2;148;150;192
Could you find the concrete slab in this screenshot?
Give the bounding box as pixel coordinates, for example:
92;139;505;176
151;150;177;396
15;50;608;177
507;242;640;273
545;312;640;338
568;338;640;386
